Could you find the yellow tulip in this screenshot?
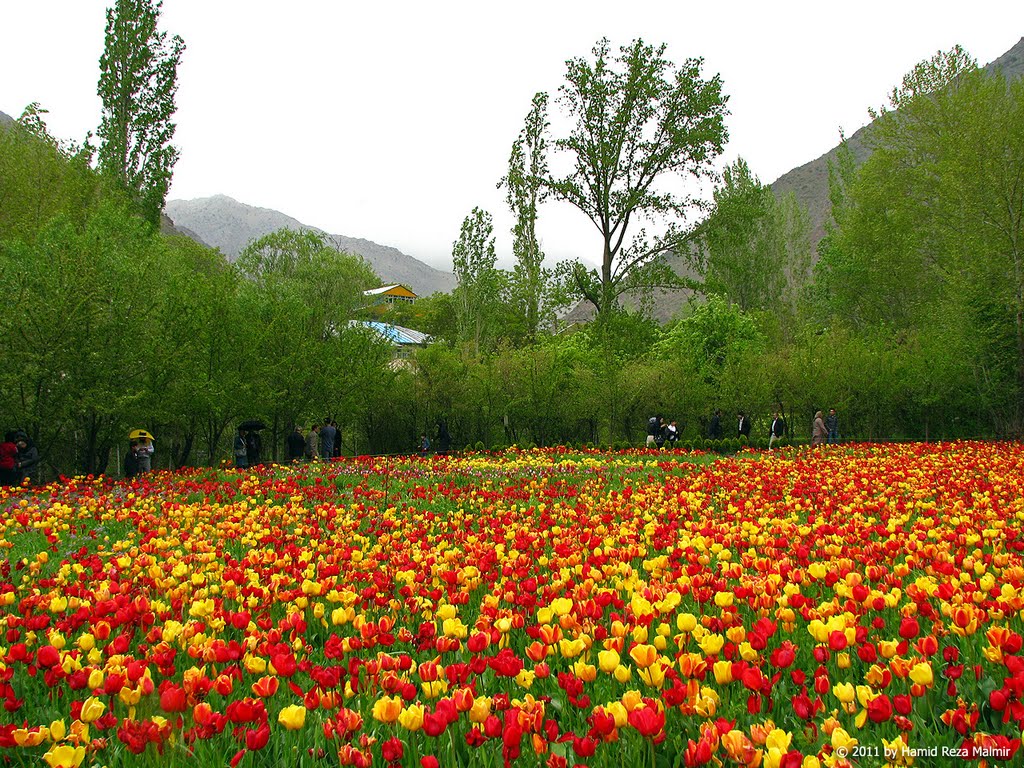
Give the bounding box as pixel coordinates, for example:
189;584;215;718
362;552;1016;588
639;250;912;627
909;662;934;687
278;705;306;730
399;703;425;731
551;597;573;616
699;633;724;655
598;649;620;674
49;720;67;742
832;682;855;704
372;696;403;724
80;697;105;723
606;701;628;727
44;745;86;768
468;698;490;724
629;643;658;668
515;669;536;689
676;613;698;633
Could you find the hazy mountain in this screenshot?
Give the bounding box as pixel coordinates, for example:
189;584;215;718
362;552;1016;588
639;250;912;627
165;195;456;296
0;110;13;125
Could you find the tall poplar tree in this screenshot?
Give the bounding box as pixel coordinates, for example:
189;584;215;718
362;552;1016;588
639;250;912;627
96;0;185;226
502;93;551;341
452;207;500;356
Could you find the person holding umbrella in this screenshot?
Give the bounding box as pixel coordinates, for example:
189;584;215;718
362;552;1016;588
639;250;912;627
129;429;155;473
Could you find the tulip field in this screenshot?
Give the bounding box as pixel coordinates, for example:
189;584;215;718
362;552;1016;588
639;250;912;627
2;442;1024;768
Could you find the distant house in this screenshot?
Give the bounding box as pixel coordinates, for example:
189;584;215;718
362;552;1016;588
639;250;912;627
350;320;431;367
363;284;418;305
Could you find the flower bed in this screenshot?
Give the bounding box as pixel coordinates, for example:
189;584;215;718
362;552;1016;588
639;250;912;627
1;443;1022;767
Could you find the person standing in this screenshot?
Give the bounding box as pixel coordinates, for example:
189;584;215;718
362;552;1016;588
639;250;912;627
305;424;320;462
654;418;667;449
0;432;18;486
136;436;154;473
769;412;787;450
708;410;723;441
234;428;249;469
319;418;337;461
333;419;343;458
286;424;305;463
124;439;141;478
245;428;262;467
825;408;840;444
646;415;660;447
14;433;40;485
436;419;452;455
419;433;430;455
665;420;679;447
812;411;828;447
737;412;752;440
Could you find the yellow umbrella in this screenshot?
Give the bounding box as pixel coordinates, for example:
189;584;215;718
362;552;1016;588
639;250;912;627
129;429;155;440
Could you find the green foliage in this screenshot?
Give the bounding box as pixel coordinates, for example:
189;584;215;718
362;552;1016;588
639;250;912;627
525;38;728;316
501;92;555;340
690;157;812;324
96;0;185;226
452;207;501;355
815;48;1024;434
0;105;99;243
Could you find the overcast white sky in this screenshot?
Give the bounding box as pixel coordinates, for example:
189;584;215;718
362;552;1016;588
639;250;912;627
3;2;1023;270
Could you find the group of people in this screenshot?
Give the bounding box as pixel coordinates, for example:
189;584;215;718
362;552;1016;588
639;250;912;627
706;409;758;442
645;416;682;448
812;408;841;446
234;426;265;469
0;431;39;486
694;407;843;448
231;416;456;470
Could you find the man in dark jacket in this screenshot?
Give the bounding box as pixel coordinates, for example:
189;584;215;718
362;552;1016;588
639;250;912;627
708;410;723;440
319;418;337;460
826;409;840;444
286;425;305;463
14;433;40;485
737;412;752;440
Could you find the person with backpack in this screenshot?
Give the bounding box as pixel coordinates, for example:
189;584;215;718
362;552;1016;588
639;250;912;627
245;429;262;467
646;415;660;447
305;424;319;462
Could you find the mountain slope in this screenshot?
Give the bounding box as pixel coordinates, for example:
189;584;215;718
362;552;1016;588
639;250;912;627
770;37;1024;249
165;195;456;296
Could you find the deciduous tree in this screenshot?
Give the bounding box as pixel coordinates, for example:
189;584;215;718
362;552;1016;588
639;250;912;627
451;207;501;355
523;38;728;316
96;0;185;226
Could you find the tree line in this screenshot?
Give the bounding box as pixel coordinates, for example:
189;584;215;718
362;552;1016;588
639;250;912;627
2;25;1021;481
